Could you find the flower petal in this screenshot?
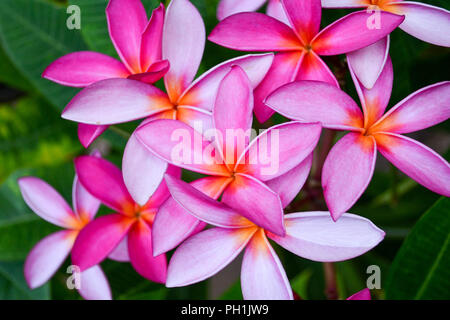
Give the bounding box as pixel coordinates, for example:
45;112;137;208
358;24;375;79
374;133;450;197
72;173;100;222
24;230;75;289
127;60;170;84
265;80;364;131
241;229;293;300
312;11;404;55
42;51;129;87
163;0;205;101
322;133;377;221
176;106;214;131
321;0;367;8
140;4;165;71
209;12;302;51
268;211;385;261
347;288;371;300
295;51;339;87
77;124;109;148
142;165;181;209
18;177;77;228
108;237;130;262
166;227;256;287
217;0;267;20
78;266;112;300
281;0;321;44
266;0;290;25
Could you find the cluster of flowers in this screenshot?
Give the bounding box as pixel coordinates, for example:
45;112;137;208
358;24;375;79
18;0;449;300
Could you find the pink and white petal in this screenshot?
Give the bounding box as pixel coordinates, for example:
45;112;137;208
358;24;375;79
163;0;205;102
72;174;100;222
140;4;165;71
42;51;130;87
347;36;390;90
312;11;404;55
127;60;170;84
24;230;76;289
347;288;371;300
78;265;112;300
265;81;364;131
295;51;339;87
322;133;377;221
152;176;232;256
374;133;450;197
371;82;450;134
241;229;293;300
18;177;77;229
178;53;274;111
136;119;229;176
128;220;167;283
72;214;135;271
165;175;251;228
240;122;321;180
106;0;148;73
268;211;385;262
108;237;130;262
281;0;321;44
222;174;285;236
266;153;313;208
166;227;257;287
266;0;290;25
74;156;135;214
217;0;267;20
321;0;368;8
78;124;109;148
388;2;450;47
142;165;182;210
208;12;302;51
62;78;173;125
176;106;214;132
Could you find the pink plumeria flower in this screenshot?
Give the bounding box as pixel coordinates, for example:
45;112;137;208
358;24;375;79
70;155;181;284
347;288;371;300
265;55;450;221
43;0;168;148
323;0;450;89
209;0;405;123
218;0;289;24
136;66;321;256
61;0;274;205
18;168;112;300
162;175;384;300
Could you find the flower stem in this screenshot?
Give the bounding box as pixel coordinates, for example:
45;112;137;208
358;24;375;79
110;125;131;139
323;262;338;300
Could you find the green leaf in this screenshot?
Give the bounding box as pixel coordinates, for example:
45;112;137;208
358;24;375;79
291;268;313;300
386;197;450;299
0;44;33;92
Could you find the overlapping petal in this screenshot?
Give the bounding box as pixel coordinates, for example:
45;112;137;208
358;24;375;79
72;175;100;222
77;124;109;149
281;0;321;44
140;4;165;71
78;266;112;300
217;0;267;20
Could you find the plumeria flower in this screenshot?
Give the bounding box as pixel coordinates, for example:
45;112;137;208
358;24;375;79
265;56;450;221
136;66;321;256
43;0;168;148
323;0;450;89
70;155;181;283
217;0;289;24
61;0;274;205
347;288;371;300
18;157;112;300
162;175;385;300
209;0;404;123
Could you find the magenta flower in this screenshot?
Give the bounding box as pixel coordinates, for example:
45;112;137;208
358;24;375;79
162;175;384;300
135;66;322;256
209;0;405;123
18;164;112;300
43;0;168;148
61;0;274;205
323;0;450;89
265;56;450;221
347;288;371;300
70;155;181;283
217;0;288;24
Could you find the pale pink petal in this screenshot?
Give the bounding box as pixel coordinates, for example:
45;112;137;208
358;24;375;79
240;122;322;180
312;11;404;55
140;4;165;71
163;0;205;102
24;230;76;288
62;79;173;125
106;0;147;73
388;2;450;47
108;237;130;262
321;0;367;8
127;60;170;84
42;51;129;87
265;81;364;131
152;176;231;255
268;212;385;261
72;174;100;222
266;154;313;208
295;51;339;87
78;266;112;300
266;0;290;25
281;0;321;44
18;177;77;228
128;220;167;283
217;0;267;20
176;106;213;131
241;229;293;300
78;124;109;148
166;227;257;287
209;12;302;51
371;82;450;134
375;133;450;197
71;214;135;271
347;288;371;300
74;156;135;214
347;36;390;89
322;133;377;221
142;165;182;209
